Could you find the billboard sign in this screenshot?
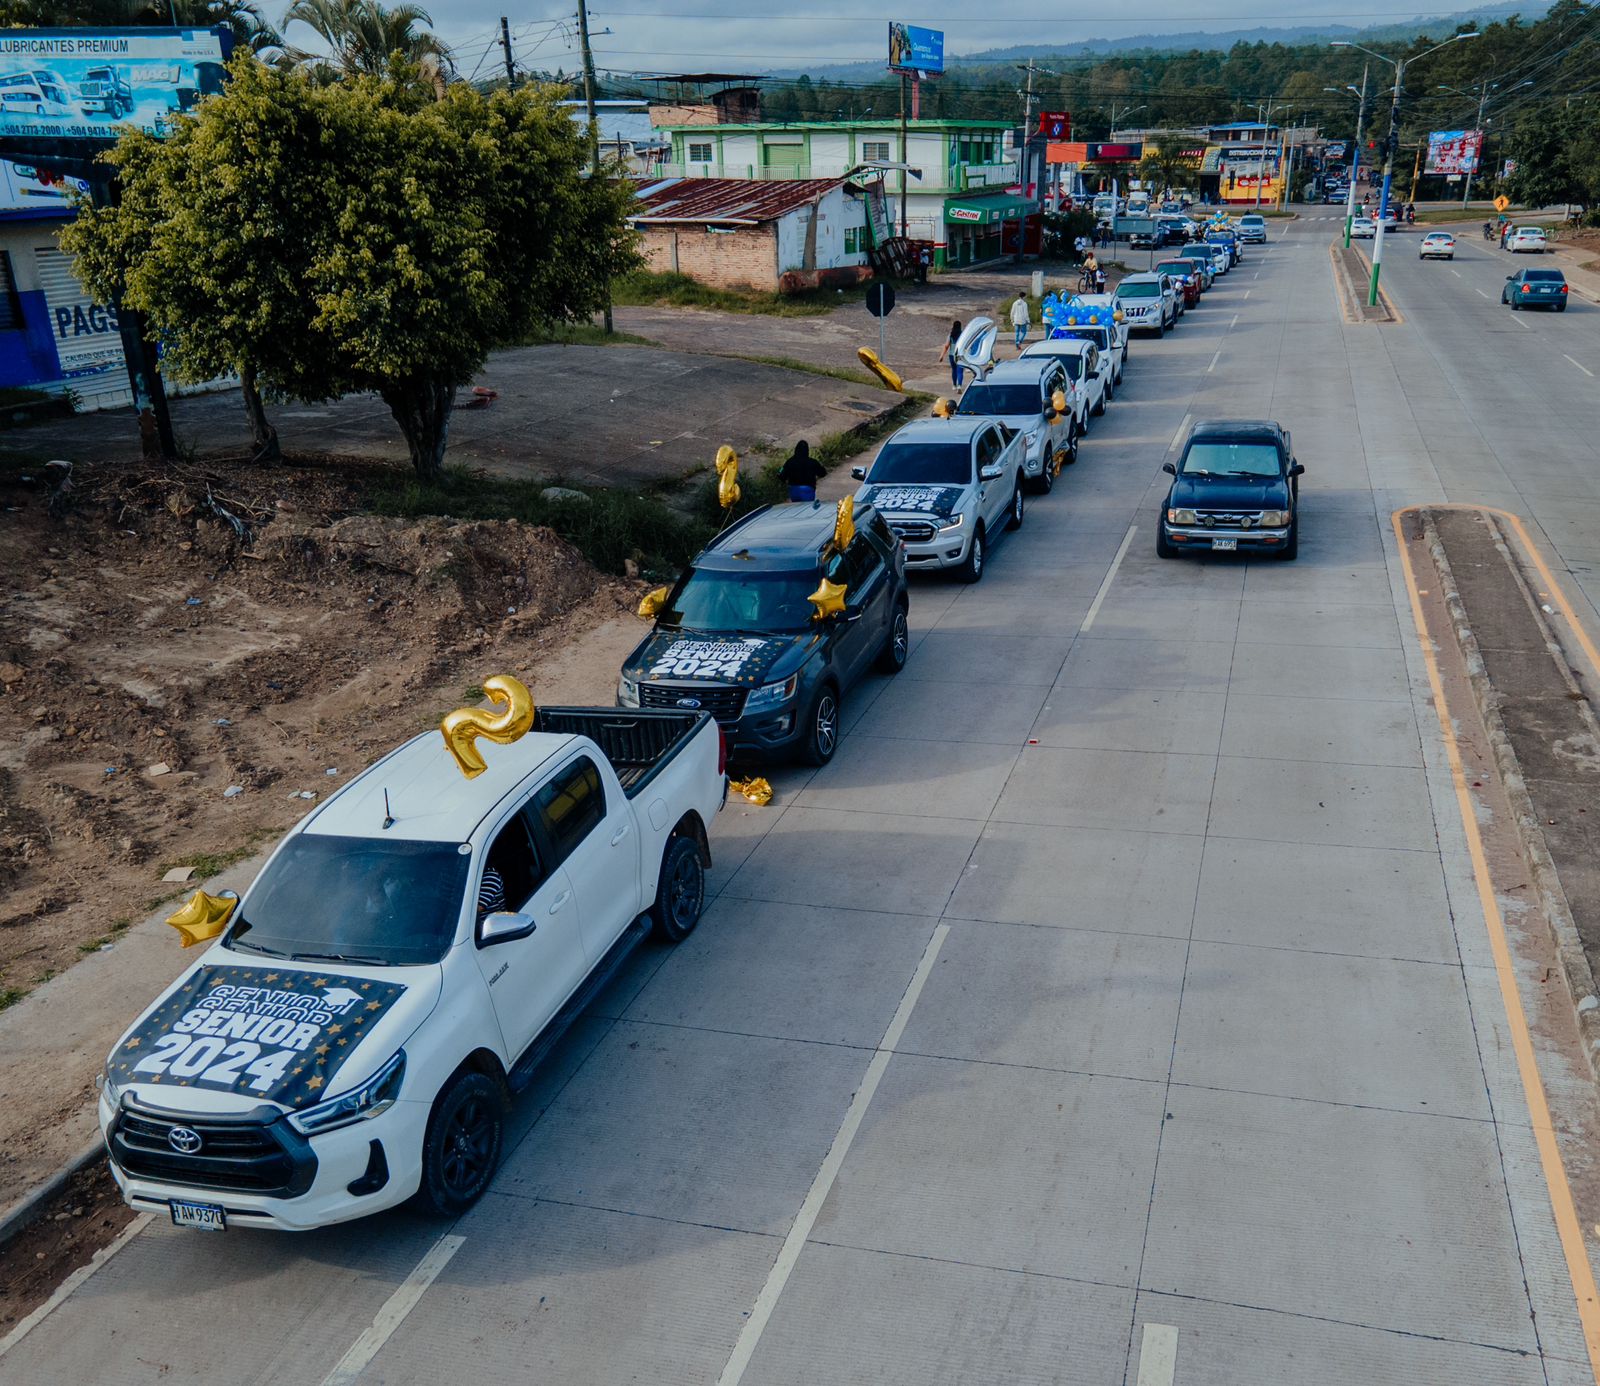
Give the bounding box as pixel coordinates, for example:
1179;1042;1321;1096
1425;128;1483;177
888;23;944;75
0;28;230;141
0;156;88;215
1038;110;1069;140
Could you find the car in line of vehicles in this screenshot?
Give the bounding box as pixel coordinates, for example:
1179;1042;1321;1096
1503;267;1570;311
1157;419;1302;561
1205;228;1242;266
100;697;728;1229
1113;272;1181;335
1176;243;1218;288
1023;335;1113;423
1154;258;1203;309
1418;231;1456;260
1236;213;1268;244
955;357;1076;490
621;501;911;763
1507;226;1549;254
1049;297;1129;384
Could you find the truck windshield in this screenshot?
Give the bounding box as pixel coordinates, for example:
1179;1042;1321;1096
868;442;973;485
231;835;470;966
1181;441;1282;478
957;385;1042;416
664;568;819;633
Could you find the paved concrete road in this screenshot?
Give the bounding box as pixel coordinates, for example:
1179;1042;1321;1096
9;220;1600;1385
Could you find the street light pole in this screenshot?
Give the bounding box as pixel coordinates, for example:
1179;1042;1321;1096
1464;81;1489;207
1337;67;1368;247
1253;98;1274;209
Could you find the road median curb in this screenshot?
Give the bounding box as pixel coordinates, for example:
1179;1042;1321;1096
1331;241;1398;323
1421;508;1600;1089
0;1139;105;1253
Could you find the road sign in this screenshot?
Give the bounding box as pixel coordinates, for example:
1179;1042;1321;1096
1494;194;1510;212
865;282;896;318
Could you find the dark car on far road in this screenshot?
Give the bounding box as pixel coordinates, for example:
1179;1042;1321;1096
619;502;910;765
1157;419;1303;561
1503;267;1570;311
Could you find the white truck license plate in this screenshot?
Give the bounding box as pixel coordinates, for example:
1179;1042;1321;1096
1212;538;1238;551
170;1199;226;1231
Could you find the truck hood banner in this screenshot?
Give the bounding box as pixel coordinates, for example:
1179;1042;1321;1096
107;965;408;1108
640;630;793;686
860;484;965;518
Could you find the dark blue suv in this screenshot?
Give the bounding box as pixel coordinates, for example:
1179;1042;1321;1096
1157;419;1303;560
618;501;910;764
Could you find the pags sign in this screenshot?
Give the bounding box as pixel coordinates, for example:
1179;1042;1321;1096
0;27;231;141
888;22;944;75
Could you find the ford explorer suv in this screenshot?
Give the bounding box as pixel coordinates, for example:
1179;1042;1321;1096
1154;258;1202;310
1206;228;1243;265
1157;419;1303;561
99;698;725;1230
955;356;1075;492
620;502;909;765
1114;272;1179;335
1022;336;1111;424
852;416;1027;583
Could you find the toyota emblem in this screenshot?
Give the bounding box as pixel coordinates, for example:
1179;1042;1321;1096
167;1126;203;1155
675;697;702;709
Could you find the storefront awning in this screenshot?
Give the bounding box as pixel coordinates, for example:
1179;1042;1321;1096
944;193;1035;226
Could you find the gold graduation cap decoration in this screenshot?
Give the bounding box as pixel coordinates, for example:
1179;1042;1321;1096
729;776;773;806
715;445;741;509
441;673;535;779
167;890;238;948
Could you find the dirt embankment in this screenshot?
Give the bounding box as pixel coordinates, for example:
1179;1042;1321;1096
0;456;636;1001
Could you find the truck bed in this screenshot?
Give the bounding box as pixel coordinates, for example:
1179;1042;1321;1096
533;707;712;797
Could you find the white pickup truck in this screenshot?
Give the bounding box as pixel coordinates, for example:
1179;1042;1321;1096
98;705;725;1230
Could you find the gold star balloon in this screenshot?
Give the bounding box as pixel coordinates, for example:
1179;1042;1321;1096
441;673;535;779
637;585;669;620
931;397;956;418
166;890;238;948
808;577;848;621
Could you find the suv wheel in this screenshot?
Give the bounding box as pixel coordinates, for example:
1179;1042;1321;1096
1093;387;1107;416
876;603;910;673
959;524;986;583
1007;484;1025;531
801;681;840;765
1034;446;1056;494
417;1070;504;1217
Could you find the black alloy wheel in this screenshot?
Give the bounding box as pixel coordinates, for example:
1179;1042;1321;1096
877;604;910;673
1008;484;1025;531
802;683;840;765
418;1071;504;1216
652;834;705;941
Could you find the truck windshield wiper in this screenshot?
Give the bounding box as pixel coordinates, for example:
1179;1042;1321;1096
290;951;390;966
228;935;292;959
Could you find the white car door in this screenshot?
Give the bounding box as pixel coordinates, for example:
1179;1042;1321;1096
531;753;641;964
472;805;587;1060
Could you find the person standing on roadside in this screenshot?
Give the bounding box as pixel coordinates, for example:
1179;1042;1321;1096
778;439;825;502
938;319;964;389
1500;219;1512;250
1009;293;1031;349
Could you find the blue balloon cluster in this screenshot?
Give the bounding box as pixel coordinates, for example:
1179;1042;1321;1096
1042;293;1114;337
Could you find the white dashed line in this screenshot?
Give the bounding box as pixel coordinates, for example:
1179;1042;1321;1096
321;1235;466;1386
1566;353;1596;378
1510;314;1531;330
1136;1323;1180;1386
1229;314;1239;328
1243;289;1252;299
1169;412;1192;454
1450;268;1462;277
1207;348;1221;372
1476;288;1491;299
1081;524;1138;633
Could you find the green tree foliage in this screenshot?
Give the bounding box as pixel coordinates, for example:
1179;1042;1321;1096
64;58;640;478
282;0;452;89
1137;141;1201;200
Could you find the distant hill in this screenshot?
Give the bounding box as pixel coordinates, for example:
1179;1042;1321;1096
768;3;1547;80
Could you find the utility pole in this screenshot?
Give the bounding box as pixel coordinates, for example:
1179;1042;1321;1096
499;16;515;88
576;2;613;334
1332;66;1369;247
1464;81;1489;207
1252;97;1275;209
899;71;909;237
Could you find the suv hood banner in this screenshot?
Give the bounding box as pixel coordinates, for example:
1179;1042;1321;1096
860;485;965;518
641;630;792;686
107;965;407;1107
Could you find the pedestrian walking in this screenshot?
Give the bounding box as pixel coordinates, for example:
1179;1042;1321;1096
778;439;825;503
917;245;931;284
1009;293;1031;349
938;319;964;389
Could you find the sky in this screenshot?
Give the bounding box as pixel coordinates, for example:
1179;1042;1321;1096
274;2;1483;79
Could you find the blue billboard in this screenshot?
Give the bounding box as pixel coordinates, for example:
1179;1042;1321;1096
888;23;944;75
0;28;231;142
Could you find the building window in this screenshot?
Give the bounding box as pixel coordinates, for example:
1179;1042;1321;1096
862;140;890;162
0;252;19;332
687;141;713;163
844;227;865;254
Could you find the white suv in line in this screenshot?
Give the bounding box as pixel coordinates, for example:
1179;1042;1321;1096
1022;336;1112;426
1113;272;1179;335
954;355;1077;493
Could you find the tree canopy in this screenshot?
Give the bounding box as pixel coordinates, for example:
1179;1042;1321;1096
64;58;640;478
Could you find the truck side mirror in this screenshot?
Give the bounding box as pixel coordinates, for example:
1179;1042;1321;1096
1162;462;1177;475
1289;463;1305;477
851;466;867;480
480;911;537;945
979;463;1004;482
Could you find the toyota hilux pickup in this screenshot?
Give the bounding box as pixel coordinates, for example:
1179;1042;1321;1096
852;415;1026;583
99;699;725;1231
955;356;1075;492
1157;418;1303;561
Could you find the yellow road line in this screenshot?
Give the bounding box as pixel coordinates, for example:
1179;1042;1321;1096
1392;506;1600;1377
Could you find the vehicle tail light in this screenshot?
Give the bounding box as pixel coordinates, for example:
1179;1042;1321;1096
716;723;728;777
1522;285;1531;294
1561;284;1570;294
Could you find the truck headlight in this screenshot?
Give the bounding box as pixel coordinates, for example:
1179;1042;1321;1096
938;512;965;532
744;674;798;714
97;1068;122;1108
1167;508;1197;525
618;674;640;707
288;1051;406;1136
1259;510;1290;527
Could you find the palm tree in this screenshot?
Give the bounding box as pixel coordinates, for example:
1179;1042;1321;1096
1137;141;1201;203
283;0;453;88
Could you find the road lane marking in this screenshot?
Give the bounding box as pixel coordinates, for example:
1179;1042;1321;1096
1228;313;1239;329
1511;314;1531;330
1207;349;1221;372
1168;413;1191;454
1081;525;1138;633
1243;289;1252;299
716;923;951;1386
1392;508;1600;1376
1566;353;1595;378
320;1234;466;1386
1477;288;1492;298
1135;1323;1180;1386
1451;268;1462;277
0;1213;152;1360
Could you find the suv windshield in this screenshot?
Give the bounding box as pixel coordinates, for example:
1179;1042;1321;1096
957;384;1041;416
231;835;471;966
1116;282;1159;299
665;567;819;633
1181;441;1283;478
868;441;973;485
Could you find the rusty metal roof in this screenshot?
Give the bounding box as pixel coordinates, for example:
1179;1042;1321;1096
630;177;846;226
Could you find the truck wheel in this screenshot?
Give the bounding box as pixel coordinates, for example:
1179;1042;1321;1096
800;681;840;765
1279;521;1299;561
650;834;704;942
1104;377;1115;404
1033;446;1056;494
876;603;910;673
417;1070;503;1217
1156;526;1178;560
1007;483;1025;531
959;525;986;584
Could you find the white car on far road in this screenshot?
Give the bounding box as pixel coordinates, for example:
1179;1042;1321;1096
1508;226;1549;253
1419;231;1456;259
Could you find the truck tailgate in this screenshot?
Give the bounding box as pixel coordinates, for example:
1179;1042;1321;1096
534;707;713;798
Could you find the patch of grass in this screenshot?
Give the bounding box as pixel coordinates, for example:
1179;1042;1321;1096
165;843;260;881
78;935;114;954
463;684;485;703
731;354;878;387
520;322;654;347
613;270;883;318
0;986;25;1013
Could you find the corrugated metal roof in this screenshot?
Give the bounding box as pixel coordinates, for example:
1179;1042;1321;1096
630;177;846;225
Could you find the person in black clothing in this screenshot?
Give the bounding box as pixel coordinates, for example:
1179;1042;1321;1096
779;439;824;502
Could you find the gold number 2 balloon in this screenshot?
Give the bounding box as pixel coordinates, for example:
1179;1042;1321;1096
715;445;741;509
441;674;536;779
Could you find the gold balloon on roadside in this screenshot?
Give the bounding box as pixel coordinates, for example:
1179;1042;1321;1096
166;890;238;948
729;776;773;806
715;445;741;509
807;577;848;621
833;496;856;553
441;674;535;779
637;585;669;620
856;347;904;393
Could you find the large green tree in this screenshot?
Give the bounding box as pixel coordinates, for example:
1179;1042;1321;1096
64;57;639;478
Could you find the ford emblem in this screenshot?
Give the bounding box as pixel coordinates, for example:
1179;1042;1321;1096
167;1125;203;1155
676;697;702;709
